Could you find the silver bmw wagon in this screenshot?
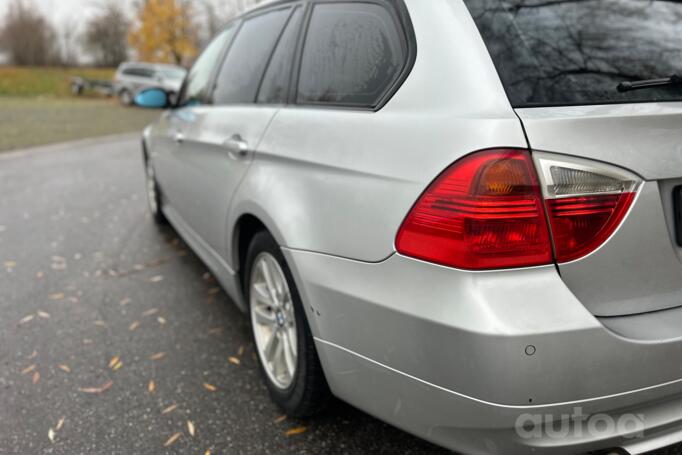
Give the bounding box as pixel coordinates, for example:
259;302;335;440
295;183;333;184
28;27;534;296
136;0;682;453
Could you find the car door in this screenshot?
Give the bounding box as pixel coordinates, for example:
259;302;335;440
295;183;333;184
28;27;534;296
152;24;238;227
168;5;301;258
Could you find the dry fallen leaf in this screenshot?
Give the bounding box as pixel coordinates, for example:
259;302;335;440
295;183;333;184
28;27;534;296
49;293;65;301
29;350;38;359
48;428;55;443
148;380;156;394
204;450;211;455
94;320;107;327
21;364;36;375
19;314;35;325
161;404;178;415
149;352;166;361
119;298;131;306
37;311;50;319
238;346;245;356
228;357;240;366
4;261;17;270
143;308;159;317
187;421;195;437
133;264;145;271
51;263;67;271
32;371;40;384
274;415;287;424
148;275;164;283
58;364;71;373
157;316;167;325
36;271;45;279
82;338;93;345
51;256;66;263
128;321;140;331
108;356;120;369
203;383;217;392
79;380;113;394
285;427;308;437
56;417;65;431
207;287;220;295
163;432;182;447
113;360;123;371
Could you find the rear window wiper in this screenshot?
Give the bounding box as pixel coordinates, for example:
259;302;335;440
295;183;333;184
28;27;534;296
617;74;682;93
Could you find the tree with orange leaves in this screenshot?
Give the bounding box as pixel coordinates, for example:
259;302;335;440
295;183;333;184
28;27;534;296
128;0;198;66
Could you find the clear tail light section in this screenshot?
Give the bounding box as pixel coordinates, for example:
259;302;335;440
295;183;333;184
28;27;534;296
395;149;553;270
533;152;641;263
396;149;642;270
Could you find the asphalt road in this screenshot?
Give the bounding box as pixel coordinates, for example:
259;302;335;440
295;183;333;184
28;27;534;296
0;136;448;455
1;136;681;455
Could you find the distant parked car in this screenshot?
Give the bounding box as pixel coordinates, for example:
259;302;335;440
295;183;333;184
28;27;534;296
113;62;187;106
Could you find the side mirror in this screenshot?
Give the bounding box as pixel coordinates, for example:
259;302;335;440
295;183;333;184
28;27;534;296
134;88;170;109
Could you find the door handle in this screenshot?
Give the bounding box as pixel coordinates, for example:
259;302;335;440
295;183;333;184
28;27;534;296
223;134;250;160
173;132;184;144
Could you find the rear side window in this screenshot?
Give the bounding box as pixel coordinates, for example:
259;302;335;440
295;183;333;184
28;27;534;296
297;2;407;107
213;8;291;105
257;7;304;105
463;0;682;107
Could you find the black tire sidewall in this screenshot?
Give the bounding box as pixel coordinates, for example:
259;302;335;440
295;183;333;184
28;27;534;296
143;154;166;225
244;231;314;415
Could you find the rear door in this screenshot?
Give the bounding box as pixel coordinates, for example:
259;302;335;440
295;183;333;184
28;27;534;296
464;0;682;317
170;4;302;257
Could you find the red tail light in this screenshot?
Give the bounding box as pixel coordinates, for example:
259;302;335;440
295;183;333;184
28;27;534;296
396;149;641;270
546;193;636;262
396;149;553;270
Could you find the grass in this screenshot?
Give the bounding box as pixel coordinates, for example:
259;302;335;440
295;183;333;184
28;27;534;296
0;66;161;151
0;66;116;98
0;97;161;152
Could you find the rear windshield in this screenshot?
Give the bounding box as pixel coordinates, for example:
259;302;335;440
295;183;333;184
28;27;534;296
462;0;682;107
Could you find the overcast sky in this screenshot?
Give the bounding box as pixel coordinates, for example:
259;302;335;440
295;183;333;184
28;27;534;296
1;0;136;26
0;0;257;26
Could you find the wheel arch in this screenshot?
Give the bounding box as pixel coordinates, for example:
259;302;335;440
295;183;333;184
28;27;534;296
230;206;288;291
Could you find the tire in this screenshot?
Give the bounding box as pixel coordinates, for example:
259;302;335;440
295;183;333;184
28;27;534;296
119;89;133;106
143;155;167;225
71;82;83;96
244;231;330;417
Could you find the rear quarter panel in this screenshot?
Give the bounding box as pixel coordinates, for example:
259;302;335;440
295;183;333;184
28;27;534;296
227;0;529;263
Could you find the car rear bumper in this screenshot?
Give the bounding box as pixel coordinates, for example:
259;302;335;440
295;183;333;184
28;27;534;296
283;249;682;454
315;337;682;454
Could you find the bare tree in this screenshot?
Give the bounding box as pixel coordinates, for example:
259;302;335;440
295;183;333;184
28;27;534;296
0;0;60;66
83;2;129;67
58;18;80;67
198;0;266;43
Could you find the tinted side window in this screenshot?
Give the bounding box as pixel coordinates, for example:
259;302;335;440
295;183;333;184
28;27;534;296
257;7;304;104
123;67;153;78
297;3;406;107
213;8;291;105
178;25;236;107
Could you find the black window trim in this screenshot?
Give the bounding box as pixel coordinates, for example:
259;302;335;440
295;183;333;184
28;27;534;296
207;3;300;106
255;4;306;105
290;0;417;112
